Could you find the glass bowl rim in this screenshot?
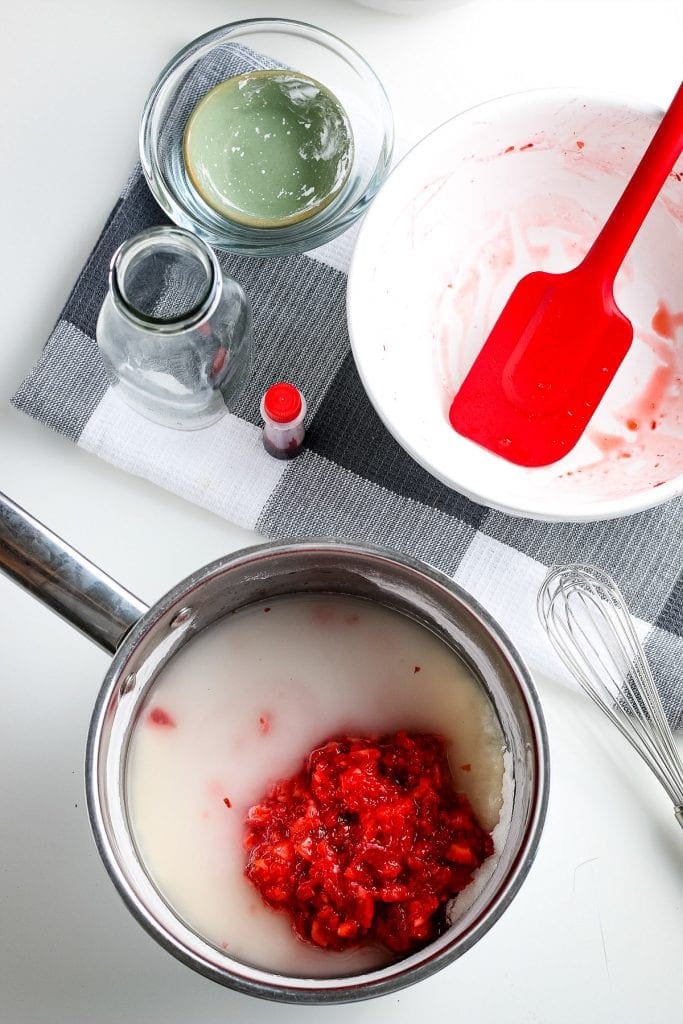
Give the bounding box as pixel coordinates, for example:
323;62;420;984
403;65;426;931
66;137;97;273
139;18;395;255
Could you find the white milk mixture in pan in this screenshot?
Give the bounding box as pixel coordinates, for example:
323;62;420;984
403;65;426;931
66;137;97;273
126;594;507;976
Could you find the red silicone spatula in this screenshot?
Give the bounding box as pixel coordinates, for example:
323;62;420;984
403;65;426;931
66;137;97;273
449;82;683;467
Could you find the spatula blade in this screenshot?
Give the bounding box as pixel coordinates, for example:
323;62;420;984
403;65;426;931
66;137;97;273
448;269;634;467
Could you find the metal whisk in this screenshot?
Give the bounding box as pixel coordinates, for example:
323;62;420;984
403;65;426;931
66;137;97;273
538;564;683;828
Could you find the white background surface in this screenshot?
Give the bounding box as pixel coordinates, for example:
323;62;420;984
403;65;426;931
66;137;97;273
1;1;682;1022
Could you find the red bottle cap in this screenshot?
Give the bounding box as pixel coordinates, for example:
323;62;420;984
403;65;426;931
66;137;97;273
262;382;303;423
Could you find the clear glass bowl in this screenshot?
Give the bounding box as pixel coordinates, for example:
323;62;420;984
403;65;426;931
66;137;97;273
140;20;394;256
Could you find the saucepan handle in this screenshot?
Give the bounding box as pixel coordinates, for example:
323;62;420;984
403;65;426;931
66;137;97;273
0;492;148;654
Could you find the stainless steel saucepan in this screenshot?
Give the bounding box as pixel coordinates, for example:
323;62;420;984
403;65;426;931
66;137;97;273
0;491;549;1004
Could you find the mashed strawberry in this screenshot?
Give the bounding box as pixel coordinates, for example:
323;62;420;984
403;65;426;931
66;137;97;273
244;731;493;954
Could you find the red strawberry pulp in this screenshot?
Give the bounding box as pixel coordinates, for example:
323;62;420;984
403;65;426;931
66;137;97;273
244;731;494;955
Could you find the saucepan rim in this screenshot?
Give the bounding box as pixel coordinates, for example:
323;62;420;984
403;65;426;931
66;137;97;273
85;537;549;1004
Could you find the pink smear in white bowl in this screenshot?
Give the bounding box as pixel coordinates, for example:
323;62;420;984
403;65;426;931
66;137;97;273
347;90;683;521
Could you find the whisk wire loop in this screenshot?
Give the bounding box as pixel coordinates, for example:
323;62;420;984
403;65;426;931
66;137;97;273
538;564;683;826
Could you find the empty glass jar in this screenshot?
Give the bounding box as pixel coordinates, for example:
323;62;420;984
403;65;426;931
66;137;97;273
96;226;253;429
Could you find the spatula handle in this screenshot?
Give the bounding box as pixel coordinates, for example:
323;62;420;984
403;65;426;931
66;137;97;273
584;82;683;285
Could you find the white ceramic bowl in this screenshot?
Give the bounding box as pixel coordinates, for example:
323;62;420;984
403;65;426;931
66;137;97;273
347;90;683;521
352;1;471;12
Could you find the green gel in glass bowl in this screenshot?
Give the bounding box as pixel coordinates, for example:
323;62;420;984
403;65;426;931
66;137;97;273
183;70;354;229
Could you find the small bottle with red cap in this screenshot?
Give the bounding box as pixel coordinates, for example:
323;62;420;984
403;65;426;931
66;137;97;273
260;382;307;459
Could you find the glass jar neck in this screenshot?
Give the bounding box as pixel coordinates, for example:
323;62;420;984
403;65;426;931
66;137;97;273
109;226;221;333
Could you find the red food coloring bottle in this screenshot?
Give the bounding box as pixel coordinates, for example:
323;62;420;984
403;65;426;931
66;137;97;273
260;382;306;460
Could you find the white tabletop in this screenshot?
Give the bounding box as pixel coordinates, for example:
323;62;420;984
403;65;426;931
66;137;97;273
2;1;682;1021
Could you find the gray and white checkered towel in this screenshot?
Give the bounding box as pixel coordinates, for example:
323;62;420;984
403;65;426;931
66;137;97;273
12;46;683;729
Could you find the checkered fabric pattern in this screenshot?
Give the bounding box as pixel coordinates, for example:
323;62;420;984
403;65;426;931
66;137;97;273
12;49;683;729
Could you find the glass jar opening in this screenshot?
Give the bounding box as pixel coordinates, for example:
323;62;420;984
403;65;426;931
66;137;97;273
110;227;220;331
